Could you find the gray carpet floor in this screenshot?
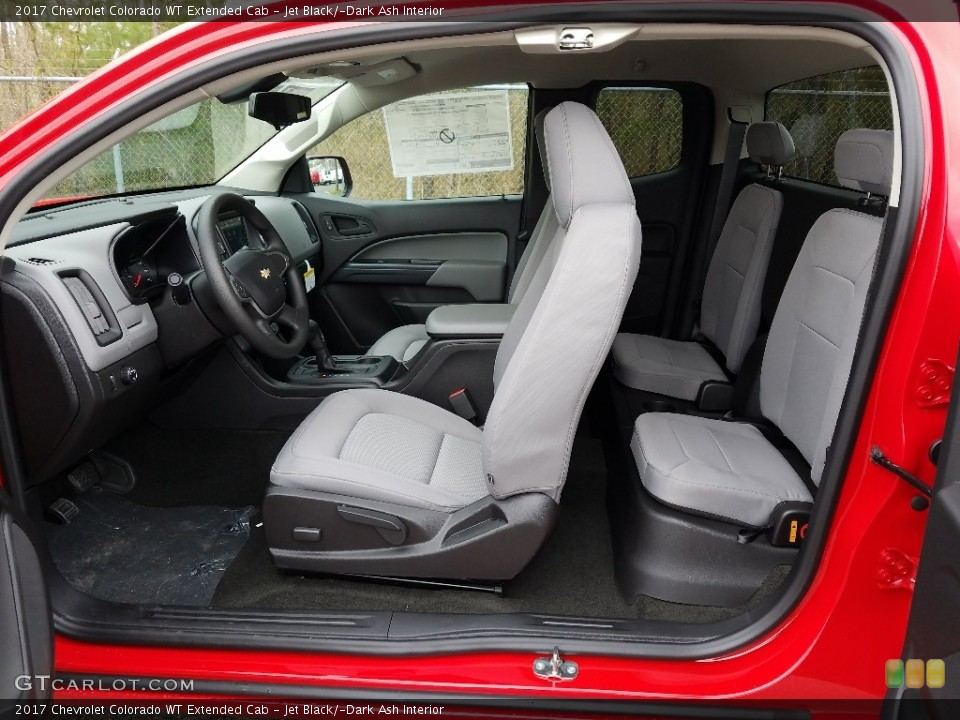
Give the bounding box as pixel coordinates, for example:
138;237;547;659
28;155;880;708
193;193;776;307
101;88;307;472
211;439;789;622
53;422;788;621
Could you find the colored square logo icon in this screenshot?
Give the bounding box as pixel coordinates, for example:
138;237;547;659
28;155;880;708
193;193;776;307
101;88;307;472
886;659;945;688
906;659;925;688
927;659;946;689
886;659;904;688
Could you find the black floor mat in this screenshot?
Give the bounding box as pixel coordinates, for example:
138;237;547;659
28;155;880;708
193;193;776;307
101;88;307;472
47;488;255;607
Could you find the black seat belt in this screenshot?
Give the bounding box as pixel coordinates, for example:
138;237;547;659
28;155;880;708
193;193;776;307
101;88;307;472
694;110;748;333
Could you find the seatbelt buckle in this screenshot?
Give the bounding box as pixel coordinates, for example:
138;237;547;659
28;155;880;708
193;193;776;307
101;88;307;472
738;501;811;546
767;501;812;547
448;388;477;423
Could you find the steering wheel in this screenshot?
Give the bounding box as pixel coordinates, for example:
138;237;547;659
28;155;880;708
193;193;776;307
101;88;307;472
196;193;309;359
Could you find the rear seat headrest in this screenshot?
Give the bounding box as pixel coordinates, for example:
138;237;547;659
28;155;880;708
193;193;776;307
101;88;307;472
746;122;796;167
835;128;894;197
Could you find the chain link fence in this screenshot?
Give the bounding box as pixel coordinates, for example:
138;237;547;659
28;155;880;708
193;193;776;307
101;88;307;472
312;85;684;201
45;101;263;199
0;76;77;133
766;67;893;186
3;68;892;201
596;87;683;178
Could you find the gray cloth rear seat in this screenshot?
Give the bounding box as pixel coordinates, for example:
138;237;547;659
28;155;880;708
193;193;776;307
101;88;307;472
631;128;893;527
612;121;795;400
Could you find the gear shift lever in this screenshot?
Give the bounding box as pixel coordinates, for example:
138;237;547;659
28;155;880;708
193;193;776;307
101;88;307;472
307;320;338;373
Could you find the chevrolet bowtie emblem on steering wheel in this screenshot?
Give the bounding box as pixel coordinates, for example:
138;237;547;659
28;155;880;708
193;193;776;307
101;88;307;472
260;268;271;279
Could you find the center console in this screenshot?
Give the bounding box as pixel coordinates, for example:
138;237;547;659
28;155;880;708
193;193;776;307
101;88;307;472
285;304;515;388
152;303;515;432
286;319;399;386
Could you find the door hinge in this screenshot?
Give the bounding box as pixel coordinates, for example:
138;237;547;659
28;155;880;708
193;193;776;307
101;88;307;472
533;646;579;681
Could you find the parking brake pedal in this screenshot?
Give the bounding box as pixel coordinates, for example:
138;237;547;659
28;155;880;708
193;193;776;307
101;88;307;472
67;461;100;494
47;498;80;524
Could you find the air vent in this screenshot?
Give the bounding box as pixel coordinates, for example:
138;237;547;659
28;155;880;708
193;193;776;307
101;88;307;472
24;257;59;266
60;273;121;346
293;202;321;245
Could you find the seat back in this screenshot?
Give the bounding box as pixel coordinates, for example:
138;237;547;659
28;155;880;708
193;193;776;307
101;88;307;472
760;129;893;483
700;122;794;373
508;108;557;303
482;102;642;500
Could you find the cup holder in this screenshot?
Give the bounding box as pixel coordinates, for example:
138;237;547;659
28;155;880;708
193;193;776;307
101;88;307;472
642;400;676;414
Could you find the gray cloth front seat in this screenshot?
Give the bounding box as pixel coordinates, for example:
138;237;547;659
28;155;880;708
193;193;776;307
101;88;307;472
631;129;893;528
265;102;642;579
365;108;558;363
611;122;796;400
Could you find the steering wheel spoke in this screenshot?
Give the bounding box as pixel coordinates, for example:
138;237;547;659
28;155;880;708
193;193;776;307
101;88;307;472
224;267;252;302
276;303;307;330
197;193;310;359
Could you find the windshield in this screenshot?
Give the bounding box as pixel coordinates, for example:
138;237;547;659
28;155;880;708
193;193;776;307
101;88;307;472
41;77;343;204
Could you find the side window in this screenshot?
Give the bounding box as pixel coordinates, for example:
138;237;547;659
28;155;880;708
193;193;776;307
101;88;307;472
766;67;893;186
309;85;528;201
595;87;683;177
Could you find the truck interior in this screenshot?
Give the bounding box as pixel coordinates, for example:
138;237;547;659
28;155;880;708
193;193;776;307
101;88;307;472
0;12;920;659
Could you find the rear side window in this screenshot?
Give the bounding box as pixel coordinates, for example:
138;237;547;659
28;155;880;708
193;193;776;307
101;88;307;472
595;87;683;177
766;67;893;186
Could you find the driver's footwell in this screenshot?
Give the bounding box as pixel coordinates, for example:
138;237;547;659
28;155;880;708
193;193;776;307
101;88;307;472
211;440;791;622
47;489;256;607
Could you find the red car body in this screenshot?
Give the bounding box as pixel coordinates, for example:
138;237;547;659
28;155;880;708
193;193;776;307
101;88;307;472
1;2;958;713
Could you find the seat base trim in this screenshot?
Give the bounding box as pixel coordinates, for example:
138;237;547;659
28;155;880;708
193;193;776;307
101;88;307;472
606;439;798;607
264;488;558;581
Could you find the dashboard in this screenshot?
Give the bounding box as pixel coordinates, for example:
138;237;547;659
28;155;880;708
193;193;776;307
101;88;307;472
2;192;322;485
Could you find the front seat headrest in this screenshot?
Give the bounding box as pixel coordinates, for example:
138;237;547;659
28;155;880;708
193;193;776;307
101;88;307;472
834;128;894;196
746;122;796;167
533;107;553;191
543;101;635;229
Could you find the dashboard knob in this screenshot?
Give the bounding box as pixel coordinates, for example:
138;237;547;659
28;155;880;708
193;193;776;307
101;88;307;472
120;366;138;386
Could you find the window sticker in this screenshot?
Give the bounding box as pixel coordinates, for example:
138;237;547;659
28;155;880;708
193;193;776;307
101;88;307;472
382;90;514;177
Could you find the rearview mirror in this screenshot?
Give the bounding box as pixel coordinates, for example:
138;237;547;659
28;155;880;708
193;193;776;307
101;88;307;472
248;92;311;130
307;156;352;197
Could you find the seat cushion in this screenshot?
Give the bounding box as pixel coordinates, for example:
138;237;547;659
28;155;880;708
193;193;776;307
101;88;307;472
611;334;727;401
631;413;813;527
271;389;488;512
365;324;428;362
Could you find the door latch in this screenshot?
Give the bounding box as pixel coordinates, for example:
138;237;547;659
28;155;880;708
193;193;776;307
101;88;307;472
870;446;932;511
533;646;579;681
